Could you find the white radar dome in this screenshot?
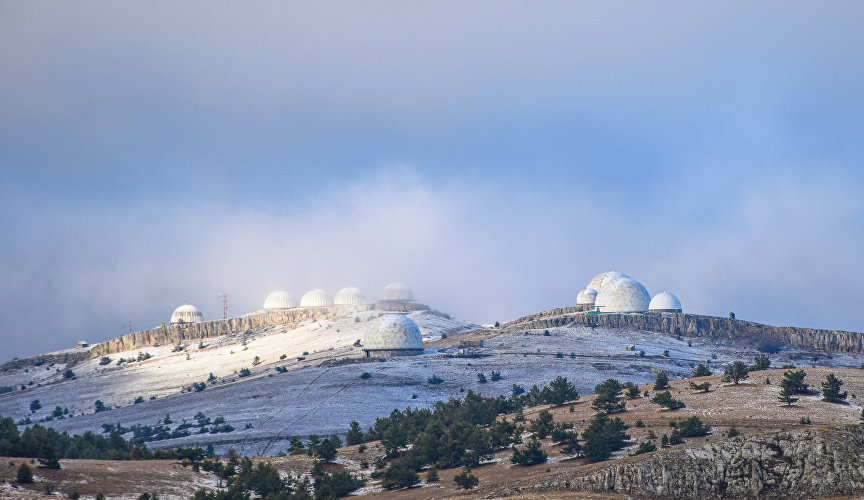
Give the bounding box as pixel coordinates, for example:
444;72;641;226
263;290;297;310
594;277;650;313
381;282;414;302
649;291;682;313
586;271;631;293
334;286;366;306
170;304;204;324
300;289;333;308
576;288;598;306
364;314;423;350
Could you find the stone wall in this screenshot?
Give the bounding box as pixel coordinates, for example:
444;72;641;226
504;309;864;354
530;426;864;499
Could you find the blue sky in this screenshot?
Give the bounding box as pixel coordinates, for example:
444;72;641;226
1;2;863;360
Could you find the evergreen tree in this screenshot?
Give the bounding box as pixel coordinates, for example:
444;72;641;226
581;413;630;461
528;410;554;439
510;437;547;465
16;462;33;483
382;461;419;489
821;373;848;402
653;372;669;390
650;391;685;410
777;382;798;406
542;376;579;405
751;354;770;371
425;466;439;483
591;379;626;414
623;382;641;399
722;361;749;385
660;434;670;448
346;421;365;446
453;469;479;490
692;363;712;377
781;369;809;394
315;437;337;463
689;381;711;392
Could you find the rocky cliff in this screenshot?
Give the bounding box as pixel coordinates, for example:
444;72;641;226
505;309;864;354
528;426;864;499
86;308;335;358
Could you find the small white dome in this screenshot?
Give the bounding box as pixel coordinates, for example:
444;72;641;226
576;288;598;306
263;290;297;310
170;304;204;324
300;289;333;308
649;291;682;312
594;277;650;313
334;286;366;306
364;314;422;350
586;271;631;293
381;282;414;302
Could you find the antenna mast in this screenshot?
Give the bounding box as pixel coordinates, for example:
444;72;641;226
217;292;232;320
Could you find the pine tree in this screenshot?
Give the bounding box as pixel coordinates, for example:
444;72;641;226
345;421;365;445
722;361;749;385
591;379;626;414
692;363;713;377
821;373;848;402
654;372;669;390
425;466;439;483
778;384;799;406
453;469;479;489
510;437;547;465
16;462;33;483
529;410;554;439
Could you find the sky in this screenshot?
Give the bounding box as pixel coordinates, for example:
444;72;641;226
1;1;863;361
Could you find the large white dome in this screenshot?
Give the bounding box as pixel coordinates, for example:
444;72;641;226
586;271;630;293
649;291;682;312
364;314;423;350
576;288;598;306
381;282;414;302
170;304;204;324
594;277;650;313
263;290;297;310
334;286;366;306
300;289;333;308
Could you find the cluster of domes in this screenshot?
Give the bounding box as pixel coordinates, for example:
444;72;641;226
168;282;422;325
577;271;682;313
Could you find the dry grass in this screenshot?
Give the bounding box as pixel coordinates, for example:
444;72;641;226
1;367;863;499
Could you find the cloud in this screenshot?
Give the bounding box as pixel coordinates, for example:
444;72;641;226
2;166;862;361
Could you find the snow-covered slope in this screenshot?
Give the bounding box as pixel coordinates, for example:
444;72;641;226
1;309;862;456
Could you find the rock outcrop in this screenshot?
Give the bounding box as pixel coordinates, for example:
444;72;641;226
505;309;864;354
87;308;336;358
532;426;864;499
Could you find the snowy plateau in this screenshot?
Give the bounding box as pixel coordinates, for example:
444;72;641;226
1;308;862;457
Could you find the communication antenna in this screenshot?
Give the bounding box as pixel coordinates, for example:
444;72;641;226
217;292;232;320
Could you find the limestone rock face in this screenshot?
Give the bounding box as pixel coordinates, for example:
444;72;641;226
87;308;333;358
534;426;864;499
505;310;864;354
